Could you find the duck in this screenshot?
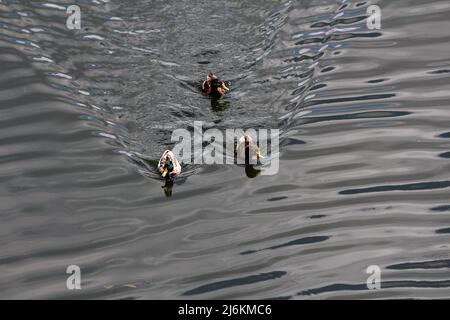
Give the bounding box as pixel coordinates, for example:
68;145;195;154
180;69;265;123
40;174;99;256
201;73;230;98
157;150;181;179
236;135;264;164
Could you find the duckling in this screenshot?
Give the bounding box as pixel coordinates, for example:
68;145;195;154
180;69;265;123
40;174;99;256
201;73;230;98
157;150;181;179
236;135;264;164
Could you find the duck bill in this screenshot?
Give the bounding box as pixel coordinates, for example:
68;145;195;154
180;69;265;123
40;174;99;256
221;82;230;92
256;148;265;159
162;168;168;178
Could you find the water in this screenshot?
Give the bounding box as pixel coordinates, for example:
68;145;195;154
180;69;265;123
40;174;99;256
1;0;450;299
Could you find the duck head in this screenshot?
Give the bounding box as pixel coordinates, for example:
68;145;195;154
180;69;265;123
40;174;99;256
161;159;174;178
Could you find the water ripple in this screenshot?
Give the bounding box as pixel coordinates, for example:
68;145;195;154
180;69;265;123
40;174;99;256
2;0;450;299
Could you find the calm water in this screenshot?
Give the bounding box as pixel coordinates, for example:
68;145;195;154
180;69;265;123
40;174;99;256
1;0;450;299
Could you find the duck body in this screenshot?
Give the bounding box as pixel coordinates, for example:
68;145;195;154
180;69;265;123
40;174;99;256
236;135;263;164
201;73;230;98
158;150;181;179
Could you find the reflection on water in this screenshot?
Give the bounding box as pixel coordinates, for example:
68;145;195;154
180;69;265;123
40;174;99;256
244;165;261;179
161;179;174;197
210;98;230;113
1;0;450;299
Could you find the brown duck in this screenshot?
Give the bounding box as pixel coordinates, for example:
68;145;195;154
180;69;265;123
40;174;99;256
201;73;230;98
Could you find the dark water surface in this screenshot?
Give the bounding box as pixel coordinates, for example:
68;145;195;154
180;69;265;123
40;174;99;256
1;0;450;299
